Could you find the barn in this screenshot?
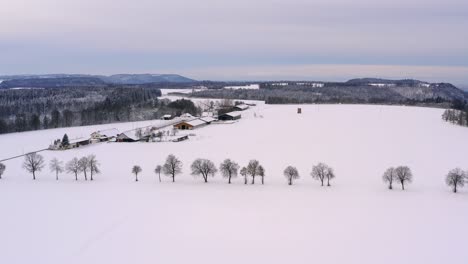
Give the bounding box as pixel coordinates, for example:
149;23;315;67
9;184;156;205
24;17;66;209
68;138;91;148
233;104;249;111
116;132;140;142
218;111;242;121
173;119;208;130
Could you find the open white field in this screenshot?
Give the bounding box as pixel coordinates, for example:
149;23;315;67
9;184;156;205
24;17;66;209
1;103;468;264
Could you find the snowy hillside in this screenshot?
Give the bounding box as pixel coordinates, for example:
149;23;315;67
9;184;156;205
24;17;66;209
1;103;468;264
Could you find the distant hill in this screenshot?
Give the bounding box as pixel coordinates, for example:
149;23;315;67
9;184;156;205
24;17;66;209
103;74;195;84
0;73;196;88
194;78;467;106
0;77;107;89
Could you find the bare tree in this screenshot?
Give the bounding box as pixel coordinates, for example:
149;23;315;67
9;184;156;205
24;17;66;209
219;159;240;184
240;167;248;184
311;163;334;186
135;128;143;139
49;158;63;181
325;166;335;186
78;157;89;180
155;131;164;142
446;168;466;193
66;158;80;181
258;165;265;184
87;155;100;181
191;159;218;183
247;160;261;184
23;153;45;180
0;162;5;179
132;165;142;181
284;166;299;185
163;154;182;182
155;165;162;182
394;166;413;190
382;167;396;189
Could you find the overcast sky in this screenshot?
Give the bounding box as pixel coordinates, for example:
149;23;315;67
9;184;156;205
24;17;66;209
1;0;467;83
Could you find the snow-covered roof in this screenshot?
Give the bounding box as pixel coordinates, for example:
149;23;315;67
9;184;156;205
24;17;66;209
117;132;140;141
234;104;249;110
221;111;241;118
180;113;194;119
186;119;207;127
199;117;217;123
93;128;120;138
163;114;172;118
69;137;89;144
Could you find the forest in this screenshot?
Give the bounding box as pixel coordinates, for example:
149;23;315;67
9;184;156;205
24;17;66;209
0;86;200;134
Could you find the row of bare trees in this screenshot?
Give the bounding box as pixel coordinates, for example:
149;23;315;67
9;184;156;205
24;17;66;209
0;153;101;181
131;155;337;186
0;155;465;193
382;166;413;190
382;166;468;193
132;156;267;184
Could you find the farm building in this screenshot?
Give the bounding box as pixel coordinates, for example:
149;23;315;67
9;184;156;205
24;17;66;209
162;114;173;120
49;137;90;150
68;138;91;148
180;113;194;119
172;135;189;142
116;132;140;142
233;104;249;111
199;116;217;124
218;111;242;121
90;128;120;142
173;119;208;130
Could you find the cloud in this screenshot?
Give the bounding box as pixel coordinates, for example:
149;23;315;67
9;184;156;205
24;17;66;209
0;0;467;82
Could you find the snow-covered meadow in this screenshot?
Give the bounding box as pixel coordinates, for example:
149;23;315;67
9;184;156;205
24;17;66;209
1;103;468;264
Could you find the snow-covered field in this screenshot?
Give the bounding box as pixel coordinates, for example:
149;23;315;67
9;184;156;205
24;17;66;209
1;103;468;264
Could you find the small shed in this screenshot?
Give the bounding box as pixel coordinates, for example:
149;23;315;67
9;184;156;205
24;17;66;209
233;104;249;111
172;135;189;142
162;114;173;120
218;111;242;121
173;119;208;130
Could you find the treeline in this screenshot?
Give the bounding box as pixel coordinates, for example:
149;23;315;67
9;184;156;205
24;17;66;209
191;86;454;106
441;99;468;127
0;86;201;134
442;109;468;126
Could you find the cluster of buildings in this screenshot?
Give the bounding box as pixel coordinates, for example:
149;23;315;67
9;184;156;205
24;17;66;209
49;103;251;150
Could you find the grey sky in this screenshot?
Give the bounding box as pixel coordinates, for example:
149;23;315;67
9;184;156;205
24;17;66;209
1;0;467;83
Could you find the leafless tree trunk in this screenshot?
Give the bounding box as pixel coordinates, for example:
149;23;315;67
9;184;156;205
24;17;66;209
163;154;182;182
132;165;142;181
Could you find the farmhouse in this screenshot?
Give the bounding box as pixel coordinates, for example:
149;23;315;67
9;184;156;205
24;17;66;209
90;128;120;142
173;119;208;130
218;111;241;121
233;104;249;111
